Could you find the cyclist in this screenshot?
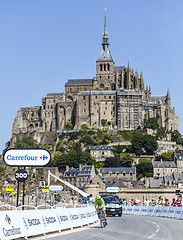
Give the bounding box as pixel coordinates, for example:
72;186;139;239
95;195;107;226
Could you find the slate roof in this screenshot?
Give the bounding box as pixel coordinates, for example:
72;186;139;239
97;48;113;62
152;161;177;168
149;177;163;188
65;165;92;177
114;66;127;72
66;79;93;85
90;146;115;150
151;95;166;104
100;167;135;174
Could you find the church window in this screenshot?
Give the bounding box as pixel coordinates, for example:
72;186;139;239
51;105;53;109
43;105;45;110
104;96;106;99
35;123;38;127
109;96;111;99
123;172;126;176
104;112;105;115
95;96;97;99
31;113;34;117
100;76;101;79
107;64;110;71
100;83;104;88
100;64;102;71
108;75;110;79
84;108;86;112
83;96;85;100
104;64;106;71
48;105;49;109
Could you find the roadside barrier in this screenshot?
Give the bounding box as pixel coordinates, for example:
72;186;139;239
123;205;183;219
0;205;98;239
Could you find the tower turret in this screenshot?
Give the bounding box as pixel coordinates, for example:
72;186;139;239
166;88;171;106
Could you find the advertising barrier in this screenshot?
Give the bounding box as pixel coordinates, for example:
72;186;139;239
123;205;183;220
0;205;98;240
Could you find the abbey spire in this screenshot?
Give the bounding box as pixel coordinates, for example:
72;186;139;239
97;9;114;62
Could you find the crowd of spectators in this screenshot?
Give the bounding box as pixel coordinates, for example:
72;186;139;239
121;196;182;207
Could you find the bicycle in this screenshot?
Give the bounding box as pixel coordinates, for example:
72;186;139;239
98;208;106;228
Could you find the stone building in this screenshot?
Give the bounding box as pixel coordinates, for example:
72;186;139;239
152;161;177;178
11;12;179;145
90;145;115;162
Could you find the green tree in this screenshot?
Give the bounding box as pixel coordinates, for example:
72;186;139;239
80;124;89;130
131;132;144;156
80;135;96;146
161;151;173;161
136;158;153;179
101;119;107;128
131;132;158;156
14;135;40;148
144;117;159;130
105;156;120;167
156;127;167;140
64;121;73;130
120;154;133;167
171;130;181;142
143;134;158;155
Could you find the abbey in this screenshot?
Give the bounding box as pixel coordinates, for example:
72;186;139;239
12;13;179;139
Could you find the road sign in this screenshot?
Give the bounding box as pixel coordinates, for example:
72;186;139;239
3;148;51;166
5;188;14;192
42;189;50;193
49;185;63;191
15;169;28;182
106;187;120;193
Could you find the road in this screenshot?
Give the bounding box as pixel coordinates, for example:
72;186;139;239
31;215;183;240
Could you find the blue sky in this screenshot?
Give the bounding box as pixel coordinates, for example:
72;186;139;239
0;0;183;153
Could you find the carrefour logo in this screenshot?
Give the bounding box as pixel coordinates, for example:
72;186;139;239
5;214;11;224
3;148;51;167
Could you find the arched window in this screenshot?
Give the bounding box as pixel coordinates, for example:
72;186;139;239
100;64;102;71
104;64;106;71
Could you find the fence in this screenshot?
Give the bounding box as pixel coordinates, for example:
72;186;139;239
0;204;98;239
123;205;183;219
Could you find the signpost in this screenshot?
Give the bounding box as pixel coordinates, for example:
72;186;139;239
3;148;51;208
106;187;120;193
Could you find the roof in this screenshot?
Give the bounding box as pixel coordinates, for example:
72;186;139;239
152;161;177;168
151;95;166;104
97;48;113;62
66;79;93;85
80;91;115;96
65;165;93;177
149;178;163;188
114;66;127;72
100;167;136;174
90;145;115;150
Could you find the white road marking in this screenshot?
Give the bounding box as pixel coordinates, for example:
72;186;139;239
147;221;160;239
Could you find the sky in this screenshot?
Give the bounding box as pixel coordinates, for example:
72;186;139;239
0;0;183;154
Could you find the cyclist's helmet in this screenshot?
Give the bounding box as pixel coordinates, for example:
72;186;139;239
96;195;101;200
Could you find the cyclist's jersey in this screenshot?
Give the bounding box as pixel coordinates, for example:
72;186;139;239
95;198;105;209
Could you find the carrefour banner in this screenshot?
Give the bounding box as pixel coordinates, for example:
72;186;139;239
0;206;97;239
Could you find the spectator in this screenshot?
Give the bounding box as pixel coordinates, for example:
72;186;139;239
165;198;170;206
177;197;182;207
144;198;149;206
171;198;177;207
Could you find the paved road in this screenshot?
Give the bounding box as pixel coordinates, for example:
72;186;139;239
32;215;183;240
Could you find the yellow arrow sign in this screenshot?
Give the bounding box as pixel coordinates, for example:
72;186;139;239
42;189;50;193
5;188;14;192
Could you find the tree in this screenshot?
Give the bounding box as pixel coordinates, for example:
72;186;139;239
80;124;89;130
144;117;159;130
161;151;173;161
131;132;144;156
120;153;133;167
136;158;153;179
14;135;40;148
80;135;96;146
156;127;167;140
64;121;73;130
143;134;158;155
131;132;158;156
105;156;120;167
171;130;181;142
101;119;107;128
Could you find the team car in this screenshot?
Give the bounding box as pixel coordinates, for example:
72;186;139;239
101;194;122;217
